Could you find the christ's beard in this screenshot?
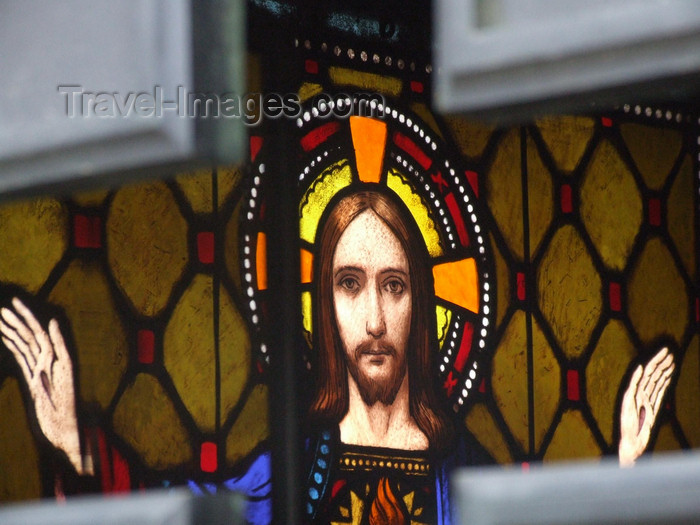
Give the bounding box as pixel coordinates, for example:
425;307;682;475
345;341;407;406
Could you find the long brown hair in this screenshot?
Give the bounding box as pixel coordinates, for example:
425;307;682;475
308;190;454;454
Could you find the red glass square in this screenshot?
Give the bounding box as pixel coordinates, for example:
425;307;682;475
410;81;424;93
567;369;580;401
601;117;613;127
561;184;573;213
609;282;622;312
197;232;215;264
305;59;318;74
479;378;486;393
200;442;217;473
649;198;661;226
137;330;155;364
74;215;102;248
517;272;526;301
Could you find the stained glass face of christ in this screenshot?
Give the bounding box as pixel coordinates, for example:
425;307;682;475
241;100;496;419
332;207;412;409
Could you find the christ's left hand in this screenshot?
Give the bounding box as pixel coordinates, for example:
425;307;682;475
619;346;675;467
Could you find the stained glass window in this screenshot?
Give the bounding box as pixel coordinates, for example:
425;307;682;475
0;5;698;525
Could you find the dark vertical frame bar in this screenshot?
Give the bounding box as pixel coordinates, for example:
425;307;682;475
259;13;304;525
694;111;700;367
520;126;536;457
213;168;221;435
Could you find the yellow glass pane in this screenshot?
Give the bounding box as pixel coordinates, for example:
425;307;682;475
387;169;443;258
443;116;494;159
432;258;478;313
492;311;528;451
174;166;242;213
526;134;553;257
653;422;682;453
620;123;682;190
217;165;244;207
532;315;561;452
668;155;695;280
485;129;523;261
537;225;602;359
350;116;387;184
113;373;192;470
107;181;189;317
299;82;323;103
226;384;269;465
224;197;244;294
535;116;595;173
0;378;41;501
72;189;109;207
628;237;688;346
491;234;510;330
675;336;700;448
219;285;252;422
581;139;642;271
492;311;560;453
301;290;312;338
256;232;267;291
465;403;513;464
328;67;402;97
49;259;127;410
176;168;215;213
435;305;452;350
0;197;68;294
299;160;353;245
164;275;250;432
586;320;636;445
544;409;600;461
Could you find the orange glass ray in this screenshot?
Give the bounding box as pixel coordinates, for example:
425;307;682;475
300;248;313;284
350;116;387;183
432;258;479;313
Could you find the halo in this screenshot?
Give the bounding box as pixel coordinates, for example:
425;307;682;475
242;96;495;412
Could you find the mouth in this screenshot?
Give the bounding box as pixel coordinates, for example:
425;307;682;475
354;342;397;366
362;349;391;356
361;349;392;365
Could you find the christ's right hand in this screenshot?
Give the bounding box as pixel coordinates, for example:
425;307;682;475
0;297;89;475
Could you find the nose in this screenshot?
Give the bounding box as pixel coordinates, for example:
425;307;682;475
365;285;386;338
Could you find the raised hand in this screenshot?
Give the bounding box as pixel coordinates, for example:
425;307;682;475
0;297;88;475
619;346;675;467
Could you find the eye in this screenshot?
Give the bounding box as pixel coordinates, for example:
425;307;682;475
384;278;405;295
339;276;360;292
